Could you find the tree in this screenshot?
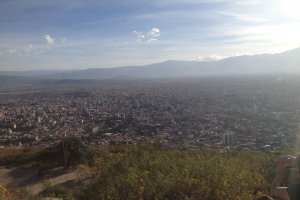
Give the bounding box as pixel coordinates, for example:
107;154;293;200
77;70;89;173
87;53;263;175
60;137;88;171
37;137;89;171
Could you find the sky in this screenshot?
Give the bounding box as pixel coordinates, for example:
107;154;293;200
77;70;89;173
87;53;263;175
0;0;300;71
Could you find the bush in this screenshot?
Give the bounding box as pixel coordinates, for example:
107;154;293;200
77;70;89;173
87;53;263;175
37;137;96;169
1;144;276;200
76;145;273;200
0;148;43;167
41;186;74;200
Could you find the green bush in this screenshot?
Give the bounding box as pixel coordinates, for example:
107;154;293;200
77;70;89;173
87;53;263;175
37;137;96;169
1;144;276;200
41;186;74;200
75;145;273;200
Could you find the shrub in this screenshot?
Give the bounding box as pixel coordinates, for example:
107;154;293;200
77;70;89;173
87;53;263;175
76;145;272;200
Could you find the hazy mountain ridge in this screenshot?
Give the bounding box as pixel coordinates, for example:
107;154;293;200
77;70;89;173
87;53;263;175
1;47;300;80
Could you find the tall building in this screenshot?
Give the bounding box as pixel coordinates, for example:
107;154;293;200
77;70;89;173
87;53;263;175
222;132;236;146
37;117;42;123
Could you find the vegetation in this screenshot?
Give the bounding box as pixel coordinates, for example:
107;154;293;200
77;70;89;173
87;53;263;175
37;137;96;170
0;187;36;200
75;145;275;200
0;185;9;200
0;147;43;167
0;143;278;200
0;138;95;169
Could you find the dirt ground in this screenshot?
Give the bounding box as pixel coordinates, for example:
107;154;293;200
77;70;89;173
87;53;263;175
0;166;79;195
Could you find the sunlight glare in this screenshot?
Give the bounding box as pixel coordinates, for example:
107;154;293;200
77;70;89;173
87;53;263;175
281;0;300;19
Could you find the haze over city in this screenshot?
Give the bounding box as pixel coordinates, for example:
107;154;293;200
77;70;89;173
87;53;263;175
1;0;300;71
2;1;300;199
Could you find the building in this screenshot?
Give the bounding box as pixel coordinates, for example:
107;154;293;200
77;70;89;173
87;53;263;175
222;132;236;146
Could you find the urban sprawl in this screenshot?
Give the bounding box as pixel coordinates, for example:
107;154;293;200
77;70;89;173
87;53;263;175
1;77;300;152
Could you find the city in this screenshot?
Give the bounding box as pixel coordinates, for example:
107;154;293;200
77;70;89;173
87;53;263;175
1;0;300;198
1;76;299;152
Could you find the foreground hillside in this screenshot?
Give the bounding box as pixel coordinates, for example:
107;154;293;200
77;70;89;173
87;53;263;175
0;144;277;200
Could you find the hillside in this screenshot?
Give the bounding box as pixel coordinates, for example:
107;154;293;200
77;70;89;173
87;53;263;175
0;144;277;200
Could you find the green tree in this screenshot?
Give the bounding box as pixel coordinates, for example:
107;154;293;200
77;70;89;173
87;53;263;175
37;137;91;171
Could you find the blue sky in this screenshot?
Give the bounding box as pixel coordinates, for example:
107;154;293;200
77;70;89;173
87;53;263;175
0;0;300;70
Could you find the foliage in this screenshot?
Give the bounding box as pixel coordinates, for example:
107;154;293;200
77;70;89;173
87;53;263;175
0;138;94;169
0;148;43;167
37;137;95;169
0;185;9;200
41;186;74;200
0;187;39;200
1;144;277;200
75;145;274;200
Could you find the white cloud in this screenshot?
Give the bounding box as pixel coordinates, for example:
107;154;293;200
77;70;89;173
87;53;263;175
197;54;224;61
217;11;268;23
149;28;160;37
43;34;55;45
148;27;160;42
223;22;300;51
133;27;161;43
62;38;67;43
132;31;145;42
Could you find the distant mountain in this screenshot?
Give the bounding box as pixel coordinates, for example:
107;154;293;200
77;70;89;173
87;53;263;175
0;75;39;89
1;47;300;80
0;70;77;77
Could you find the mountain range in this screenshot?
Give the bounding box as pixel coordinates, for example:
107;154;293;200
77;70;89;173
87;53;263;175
1;47;300;80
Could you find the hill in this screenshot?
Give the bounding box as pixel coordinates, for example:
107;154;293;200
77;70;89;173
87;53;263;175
1;47;300;80
0;144;277;200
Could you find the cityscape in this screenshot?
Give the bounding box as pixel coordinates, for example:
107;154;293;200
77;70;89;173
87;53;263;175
1;0;300;198
1;76;299;152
